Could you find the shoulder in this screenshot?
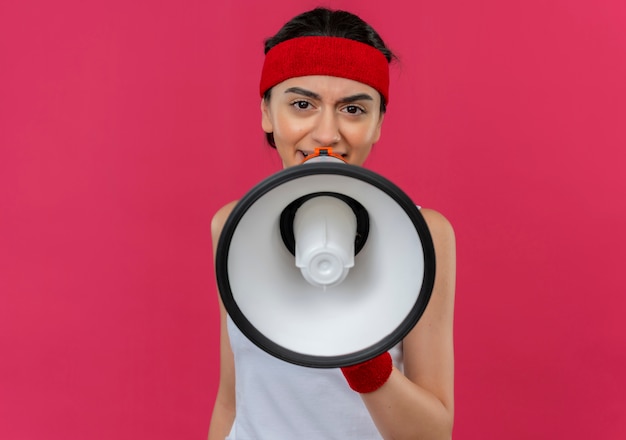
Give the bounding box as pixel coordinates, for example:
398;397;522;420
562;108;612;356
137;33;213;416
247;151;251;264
418;207;456;289
419;208;455;247
211;201;239;248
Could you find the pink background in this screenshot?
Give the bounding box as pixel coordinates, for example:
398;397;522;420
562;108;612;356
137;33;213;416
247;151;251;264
1;0;625;438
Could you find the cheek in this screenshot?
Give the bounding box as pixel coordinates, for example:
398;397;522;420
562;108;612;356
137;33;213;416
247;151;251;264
273;115;308;142
344;123;379;147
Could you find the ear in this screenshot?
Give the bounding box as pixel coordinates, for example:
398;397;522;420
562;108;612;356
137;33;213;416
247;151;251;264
261;98;273;134
372;113;385;143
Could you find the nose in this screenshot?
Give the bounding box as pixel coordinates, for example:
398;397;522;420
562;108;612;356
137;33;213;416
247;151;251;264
311;109;340;146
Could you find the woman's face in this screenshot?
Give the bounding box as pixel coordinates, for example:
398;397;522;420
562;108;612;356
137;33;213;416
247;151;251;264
261;75;384;168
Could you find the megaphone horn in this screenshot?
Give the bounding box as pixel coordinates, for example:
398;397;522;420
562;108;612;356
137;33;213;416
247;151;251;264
216;148;436;368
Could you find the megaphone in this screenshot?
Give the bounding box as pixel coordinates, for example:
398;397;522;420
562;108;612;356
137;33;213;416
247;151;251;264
215;148;435;368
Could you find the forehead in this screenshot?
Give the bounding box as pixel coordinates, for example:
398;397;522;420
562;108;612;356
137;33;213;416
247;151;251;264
273;75;381;101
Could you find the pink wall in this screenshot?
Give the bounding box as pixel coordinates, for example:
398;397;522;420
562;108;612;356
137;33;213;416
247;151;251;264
1;0;624;438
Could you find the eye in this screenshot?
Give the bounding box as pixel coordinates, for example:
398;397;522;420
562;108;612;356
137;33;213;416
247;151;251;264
342;105;366;115
291;100;313;110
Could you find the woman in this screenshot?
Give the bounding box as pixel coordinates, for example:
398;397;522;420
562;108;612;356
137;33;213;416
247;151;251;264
209;7;456;440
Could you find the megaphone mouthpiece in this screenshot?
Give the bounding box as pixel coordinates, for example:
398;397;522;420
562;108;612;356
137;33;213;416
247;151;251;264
302;147;346;164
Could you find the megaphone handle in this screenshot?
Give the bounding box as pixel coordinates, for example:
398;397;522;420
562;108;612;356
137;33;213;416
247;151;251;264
341;352;393;394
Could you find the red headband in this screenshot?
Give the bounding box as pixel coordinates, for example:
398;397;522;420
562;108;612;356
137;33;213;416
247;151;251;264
260;36;390;104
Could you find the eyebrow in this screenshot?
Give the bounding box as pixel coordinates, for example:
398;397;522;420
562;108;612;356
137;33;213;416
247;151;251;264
284;87;374;104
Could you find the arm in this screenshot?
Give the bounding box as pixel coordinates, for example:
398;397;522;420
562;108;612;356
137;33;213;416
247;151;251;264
359;208;456;440
208;202;238;440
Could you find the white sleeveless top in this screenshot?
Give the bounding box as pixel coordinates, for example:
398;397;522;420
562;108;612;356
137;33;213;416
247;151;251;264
226;316;404;439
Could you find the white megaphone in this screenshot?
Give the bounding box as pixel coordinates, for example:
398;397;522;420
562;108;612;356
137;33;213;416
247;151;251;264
215;148;435;368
